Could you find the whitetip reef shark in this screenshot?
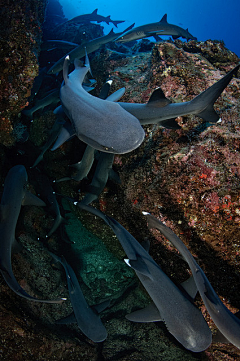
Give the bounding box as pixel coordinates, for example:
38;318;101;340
0;165;65;303
119;64;240;127
115;14;197;43
47;23;135;75
144;212;240;349
49;251;108;342
75;203;212;352
116;14;197;43
57;9;125;29
60;54;145;154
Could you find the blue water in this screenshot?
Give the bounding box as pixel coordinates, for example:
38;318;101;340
59;0;240;57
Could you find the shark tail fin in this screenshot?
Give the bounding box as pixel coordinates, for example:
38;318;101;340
191;64;239;123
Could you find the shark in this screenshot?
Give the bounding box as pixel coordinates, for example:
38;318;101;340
22;89;60;118
49;252;108;342
41;40;79;52
47;23;135;75
144;213;240;349
119;65;240;127
76;203;212;352
80;152;115;205
57;9;125;29
0;165;65;303
116;14;197;43
59;55;145;154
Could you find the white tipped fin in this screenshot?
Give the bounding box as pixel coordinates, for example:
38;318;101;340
63;55;70;84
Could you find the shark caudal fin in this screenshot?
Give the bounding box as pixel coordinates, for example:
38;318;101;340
191;64;239;123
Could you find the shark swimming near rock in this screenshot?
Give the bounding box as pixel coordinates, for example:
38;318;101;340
119;65;240;127
116;14;197;43
75;203;212;352
47;23;135;75
144;213;240;349
0;165;65;303
57;9;125;29
59;54;145;154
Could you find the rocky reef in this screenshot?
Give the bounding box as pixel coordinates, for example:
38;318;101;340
0;1;240;360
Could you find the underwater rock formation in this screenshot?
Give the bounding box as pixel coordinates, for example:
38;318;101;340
1;1;240;357
0;0;47;146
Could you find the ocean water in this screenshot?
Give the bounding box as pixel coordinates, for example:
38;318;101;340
59;0;240;56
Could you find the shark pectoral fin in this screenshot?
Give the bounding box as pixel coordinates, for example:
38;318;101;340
55;312;76;324
197;105;219;123
51;123;75;151
126;302;162;323
181;275;198;299
92;300;111;314
172;35;180;39
160;118;181;129
147;88;172;107
126;257;153;279
22;191;46;207
106;87;126;102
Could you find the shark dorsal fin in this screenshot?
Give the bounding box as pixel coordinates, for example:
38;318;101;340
159;14;168;23
22;191;46;206
92;9;98;15
181;275;198;299
147;88;171;107
108;28;115;35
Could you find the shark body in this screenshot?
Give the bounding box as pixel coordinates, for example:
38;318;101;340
76;204;212;352
47;24;134;75
49;252;108;342
58;9;124;29
119;65;240;126
0;165;64;303
60;56;145;154
145;213;240;349
116;14;196;43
